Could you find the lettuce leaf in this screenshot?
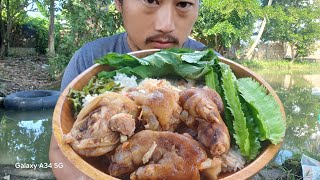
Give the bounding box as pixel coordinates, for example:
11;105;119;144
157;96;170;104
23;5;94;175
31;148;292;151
237;78;286;144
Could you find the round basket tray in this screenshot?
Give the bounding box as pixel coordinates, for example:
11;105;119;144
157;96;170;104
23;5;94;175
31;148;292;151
52;49;285;180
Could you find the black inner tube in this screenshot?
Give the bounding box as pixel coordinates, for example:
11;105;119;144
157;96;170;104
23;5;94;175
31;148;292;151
3;90;60;110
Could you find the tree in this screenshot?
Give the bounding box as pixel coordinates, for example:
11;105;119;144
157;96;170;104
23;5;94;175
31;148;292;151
193;0;262;58
0;0;34;56
48;0;123;77
34;0;56;55
48;0;54;55
262;0;320;61
243;0;273;60
0;0;4;56
60;0;122;46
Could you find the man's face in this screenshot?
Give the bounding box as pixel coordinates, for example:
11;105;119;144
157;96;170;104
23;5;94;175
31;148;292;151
116;0;199;51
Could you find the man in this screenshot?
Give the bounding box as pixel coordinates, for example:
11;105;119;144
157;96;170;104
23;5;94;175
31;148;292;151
50;0;205;179
60;0;206;91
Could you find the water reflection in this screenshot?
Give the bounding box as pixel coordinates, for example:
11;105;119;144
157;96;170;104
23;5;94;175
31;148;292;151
251;70;320;160
0;109;53;165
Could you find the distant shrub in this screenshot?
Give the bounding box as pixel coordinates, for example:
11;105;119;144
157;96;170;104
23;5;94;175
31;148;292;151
25;17;49;55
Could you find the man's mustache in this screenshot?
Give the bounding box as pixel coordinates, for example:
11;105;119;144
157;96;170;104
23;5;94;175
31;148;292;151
145;34;179;45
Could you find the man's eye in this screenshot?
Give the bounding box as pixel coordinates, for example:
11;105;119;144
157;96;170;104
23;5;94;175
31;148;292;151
177;2;193;9
144;0;159;5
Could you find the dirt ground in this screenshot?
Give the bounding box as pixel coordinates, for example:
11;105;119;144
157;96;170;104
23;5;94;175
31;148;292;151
0;56;61;96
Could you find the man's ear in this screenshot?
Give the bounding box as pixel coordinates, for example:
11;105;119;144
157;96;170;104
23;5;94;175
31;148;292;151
115;0;122;13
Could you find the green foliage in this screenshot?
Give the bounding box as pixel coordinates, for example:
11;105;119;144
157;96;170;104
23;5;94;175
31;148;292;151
1;0;31;22
23;15;62;55
25;17;49;54
1;0;34;56
193;0;261;54
262;1;320;58
242;59;320;71
48;53;71;77
49;1;123;77
194;0;320;59
241;60;263;69
34;0;51;18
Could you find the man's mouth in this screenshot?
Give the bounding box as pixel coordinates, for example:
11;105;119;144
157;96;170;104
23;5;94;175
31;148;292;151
151;40;175;49
145;35;179;49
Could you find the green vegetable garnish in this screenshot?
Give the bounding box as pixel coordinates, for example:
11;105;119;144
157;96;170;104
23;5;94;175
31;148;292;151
219;63;252;158
237;78;286;145
96;48;218;80
67;76;121;117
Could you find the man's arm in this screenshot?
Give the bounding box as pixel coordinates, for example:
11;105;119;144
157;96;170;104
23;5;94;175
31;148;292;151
49;135;90;180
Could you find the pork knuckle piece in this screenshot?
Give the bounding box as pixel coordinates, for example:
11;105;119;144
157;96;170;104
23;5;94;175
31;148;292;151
179;87;230;156
109;130;207;179
63;92;139;157
129;79;182;131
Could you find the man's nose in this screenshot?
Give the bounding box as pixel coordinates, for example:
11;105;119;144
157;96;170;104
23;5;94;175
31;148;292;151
154;7;175;33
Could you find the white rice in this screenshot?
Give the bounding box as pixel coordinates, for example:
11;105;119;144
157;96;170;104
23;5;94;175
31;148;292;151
82;94;98;107
113;72;138;88
221;148;246;172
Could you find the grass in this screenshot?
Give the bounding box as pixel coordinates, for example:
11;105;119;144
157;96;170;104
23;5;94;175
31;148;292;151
239;59;320;73
265;152;320;180
272;154;303;180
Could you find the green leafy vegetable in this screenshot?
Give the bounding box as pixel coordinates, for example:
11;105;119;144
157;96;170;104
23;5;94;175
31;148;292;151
95;53;148;67
67;77;122;116
237;78;286;144
240;97;261;160
96;49;218;80
219;63;251;158
205;68;219;91
205;64;235;143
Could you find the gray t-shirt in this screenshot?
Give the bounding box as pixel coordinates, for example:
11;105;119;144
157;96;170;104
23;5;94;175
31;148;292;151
60;32;207;91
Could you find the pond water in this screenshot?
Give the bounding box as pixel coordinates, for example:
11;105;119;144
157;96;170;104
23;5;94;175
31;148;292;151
0;109;53;165
251;68;320;163
0;67;319;176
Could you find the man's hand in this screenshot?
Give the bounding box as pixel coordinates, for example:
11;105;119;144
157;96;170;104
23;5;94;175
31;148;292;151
49;135;90;180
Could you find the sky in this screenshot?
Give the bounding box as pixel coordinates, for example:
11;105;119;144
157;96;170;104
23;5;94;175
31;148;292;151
26;2;45;18
26;1;62;18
